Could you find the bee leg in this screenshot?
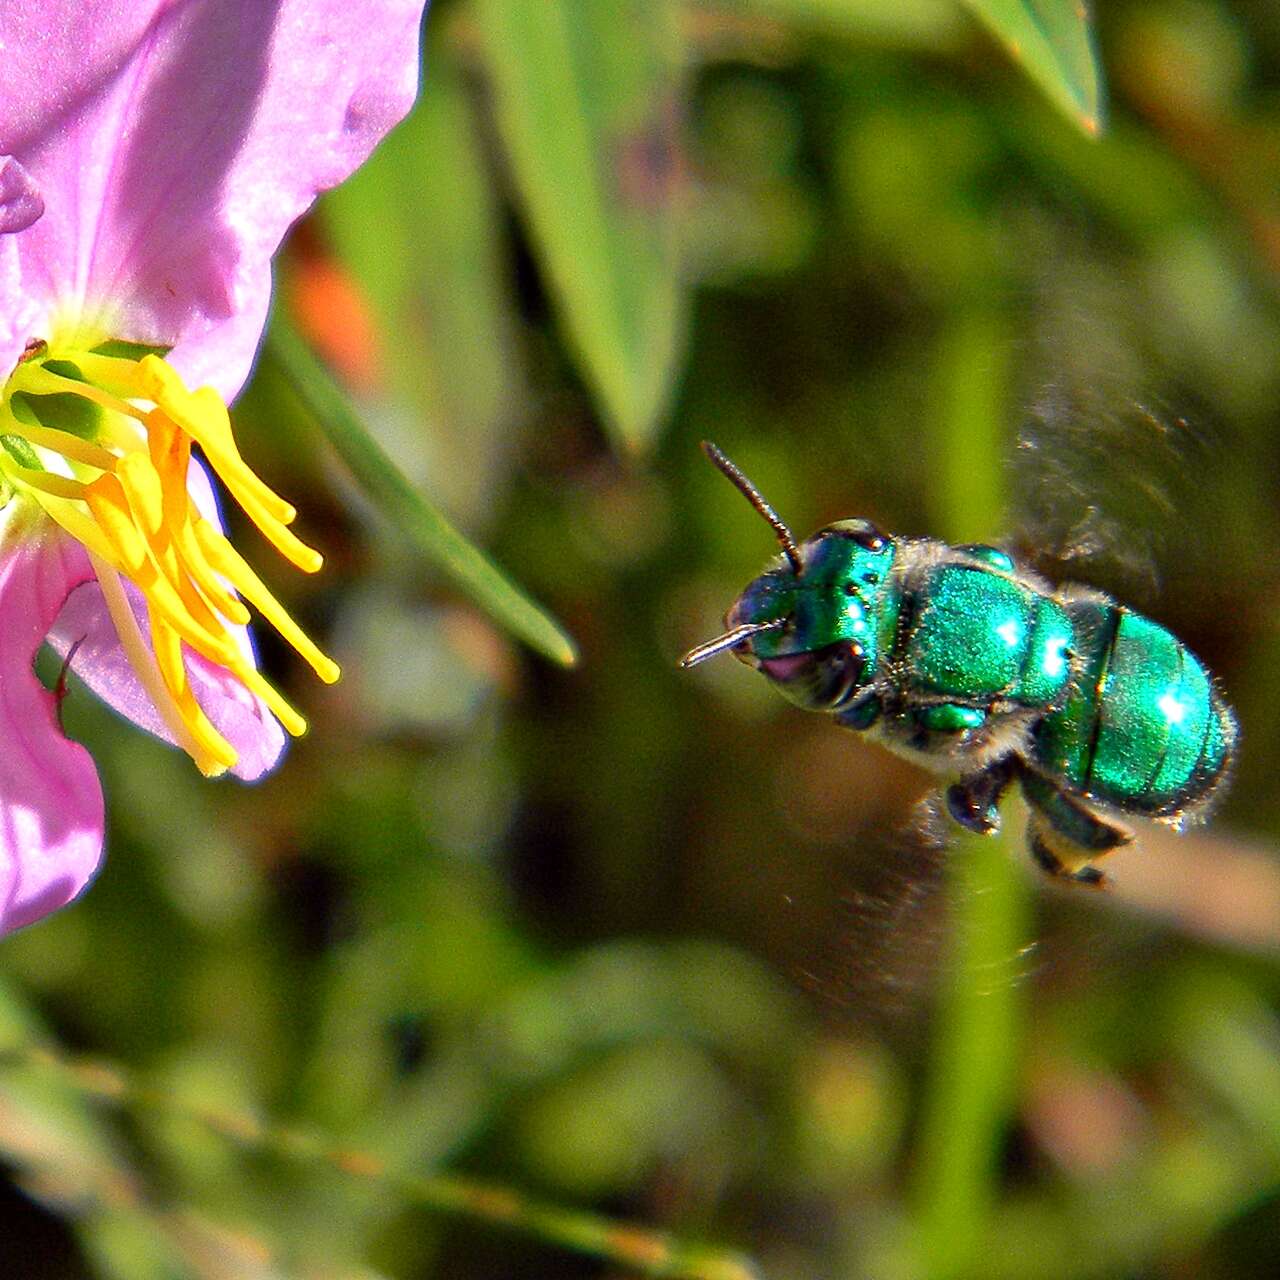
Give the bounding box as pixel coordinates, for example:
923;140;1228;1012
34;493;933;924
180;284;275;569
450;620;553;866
946;754;1019;836
1020;772;1131;887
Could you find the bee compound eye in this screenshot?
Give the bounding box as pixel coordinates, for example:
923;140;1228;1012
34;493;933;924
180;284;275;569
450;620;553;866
845;642;869;686
824;518;888;552
821;642;868;709
847;521;887;552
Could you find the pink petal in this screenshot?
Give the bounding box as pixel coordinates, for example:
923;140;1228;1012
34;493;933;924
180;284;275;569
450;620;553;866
0;517;104;936
0;156;43;234
0;0;426;393
45;458;287;782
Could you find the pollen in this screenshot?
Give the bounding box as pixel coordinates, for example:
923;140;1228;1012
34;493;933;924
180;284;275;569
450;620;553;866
1;340;339;777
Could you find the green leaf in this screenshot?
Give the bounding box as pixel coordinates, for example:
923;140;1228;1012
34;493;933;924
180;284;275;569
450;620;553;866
476;0;686;453
962;0;1105;136
268;320;578;668
319;25;524;523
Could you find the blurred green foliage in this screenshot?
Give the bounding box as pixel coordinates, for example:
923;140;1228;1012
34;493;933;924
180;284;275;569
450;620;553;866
5;1;1280;1278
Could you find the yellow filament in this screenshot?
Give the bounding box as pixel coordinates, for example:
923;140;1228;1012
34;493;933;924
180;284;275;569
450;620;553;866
33;492;123;567
13;363;143;422
3;419;118;471
44;350;141;397
10;467;88;501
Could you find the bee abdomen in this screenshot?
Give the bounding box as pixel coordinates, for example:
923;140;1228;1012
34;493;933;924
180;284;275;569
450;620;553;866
1032;601;1235;818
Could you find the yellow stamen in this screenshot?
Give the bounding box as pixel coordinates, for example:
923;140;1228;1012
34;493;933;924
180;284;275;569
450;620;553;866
231;663;309;738
82;475;150;574
90;554;226;777
143;410;248;624
82;471;236;664
34;493;123;567
116;456;236;660
194;519;341;684
116;452;164;538
149;616;240;771
139;404;323;573
71;350;162;401
1;340;339;774
139;359;297;522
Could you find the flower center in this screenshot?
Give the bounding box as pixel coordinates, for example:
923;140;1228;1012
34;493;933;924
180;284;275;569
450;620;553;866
0;336;339;776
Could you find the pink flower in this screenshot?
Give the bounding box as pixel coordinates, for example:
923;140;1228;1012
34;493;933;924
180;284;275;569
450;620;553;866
0;0;427;933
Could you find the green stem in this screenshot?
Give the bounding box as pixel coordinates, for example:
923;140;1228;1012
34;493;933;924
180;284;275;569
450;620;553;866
911;831;1030;1279
267;318;578;668
911;307;1031;1279
0;1040;757;1280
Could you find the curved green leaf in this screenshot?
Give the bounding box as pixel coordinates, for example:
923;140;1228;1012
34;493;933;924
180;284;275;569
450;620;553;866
963;0;1105;136
476;0;686;453
268;321;578;668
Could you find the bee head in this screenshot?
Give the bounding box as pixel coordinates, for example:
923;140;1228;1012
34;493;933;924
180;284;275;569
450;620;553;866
680;445;894;711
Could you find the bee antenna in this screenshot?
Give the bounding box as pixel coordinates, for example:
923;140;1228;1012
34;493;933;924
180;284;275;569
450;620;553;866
680;620;787;669
701;441;803;575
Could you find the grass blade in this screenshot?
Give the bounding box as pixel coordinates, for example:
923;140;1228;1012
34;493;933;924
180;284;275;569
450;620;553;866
475;0;686;453
268;320;578;668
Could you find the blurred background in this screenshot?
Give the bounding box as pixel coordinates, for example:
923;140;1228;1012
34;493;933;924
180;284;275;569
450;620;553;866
4;0;1280;1276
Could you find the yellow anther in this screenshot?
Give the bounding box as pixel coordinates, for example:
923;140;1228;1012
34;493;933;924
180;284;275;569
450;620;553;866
116;453;165;538
232;663;309;738
194;518;341;684
83;475;150;575
149;619;238;772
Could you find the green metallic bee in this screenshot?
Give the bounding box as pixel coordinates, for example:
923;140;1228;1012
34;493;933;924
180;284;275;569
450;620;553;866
681;442;1237;886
